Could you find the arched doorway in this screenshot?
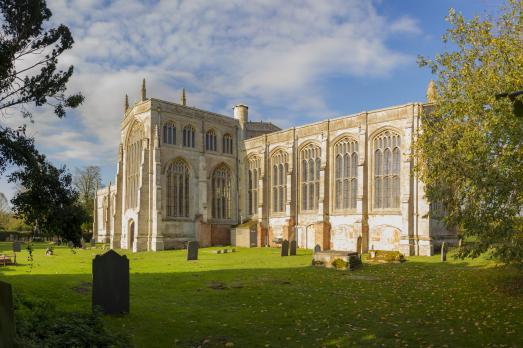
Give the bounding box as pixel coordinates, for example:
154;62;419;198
128;220;135;250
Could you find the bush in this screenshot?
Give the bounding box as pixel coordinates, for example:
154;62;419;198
14;295;132;347
371;250;405;262
332;258;348;269
0;230;31;241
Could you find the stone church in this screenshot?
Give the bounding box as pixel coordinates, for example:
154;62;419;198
93;80;455;256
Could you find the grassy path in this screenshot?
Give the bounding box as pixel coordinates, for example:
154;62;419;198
1;243;522;347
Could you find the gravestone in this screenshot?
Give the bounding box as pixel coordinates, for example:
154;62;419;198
68;241;74;248
92;250;129;314
281;240;289;257
314;244;321;254
187;241;199;261
223;248;228;254
441;241;447;262
289;240;297;256
81;238;86;249
91;238;96;247
0;281;15;348
12;241;21;253
458;238;463;248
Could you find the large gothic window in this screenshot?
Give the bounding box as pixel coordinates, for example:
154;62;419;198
183;125;195;148
271;150;288;213
163;122;176;145
212;165;231;219
247;157;260;215
334;137;358;210
223;134;233;154
166;159;190;217
205;129;217;151
374;130;401;209
300;144;321;211
125;123;144;209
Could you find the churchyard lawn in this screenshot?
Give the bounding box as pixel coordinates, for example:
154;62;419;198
0;242;522;347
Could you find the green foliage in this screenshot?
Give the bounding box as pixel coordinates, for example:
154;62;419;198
332;258;348;269
14;295;132;348
0;0;83;118
415;0;523;263
371;250;405;262
10;156;89;245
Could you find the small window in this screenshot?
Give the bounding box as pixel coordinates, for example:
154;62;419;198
223;134;233;154
163;123;176;145
205;130;217;151
183;125;195;148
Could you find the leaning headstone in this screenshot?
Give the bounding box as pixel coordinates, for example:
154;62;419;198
12;241;21;253
441;241;447;262
0;281;15;348
187;241;199;261
92;250;129;314
314;244;321;254
281;240;289;257
68;241;74;248
289;240;297;256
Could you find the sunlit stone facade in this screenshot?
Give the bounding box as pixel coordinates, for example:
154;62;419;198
93;85;456;255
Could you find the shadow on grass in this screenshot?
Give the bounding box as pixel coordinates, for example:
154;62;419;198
3;259;523;348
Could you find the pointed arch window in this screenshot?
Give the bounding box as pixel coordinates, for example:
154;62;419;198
163;122;176;145
271;150;288;213
212;165;231;219
183;125;195;148
300;144;321;212
334;137;358;210
373;130;401;209
166;159;190;217
205;129;217;151
223;134;233;154
247;157;260;215
125;123;144;209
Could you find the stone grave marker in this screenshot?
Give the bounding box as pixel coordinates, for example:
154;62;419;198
81;238;86;249
281;240;289;257
441;241;447;262
68;241;74;248
12;241;21;253
0;281;15;348
92;250;129;314
91;238;96;247
289;240;297;256
314;244;321;254
187;241;199;261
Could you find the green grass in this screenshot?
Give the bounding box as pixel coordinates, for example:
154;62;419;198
1;242;522;347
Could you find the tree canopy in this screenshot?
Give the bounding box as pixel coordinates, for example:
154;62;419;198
416;0;523;263
0;0;86;242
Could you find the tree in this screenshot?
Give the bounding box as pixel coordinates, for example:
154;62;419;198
415;0;523;263
74;166;101;227
0;0;85;242
10;153;88;243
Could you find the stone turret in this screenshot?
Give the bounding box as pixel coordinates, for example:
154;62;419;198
233;104;248;140
180;88;186;106
141;78;146;101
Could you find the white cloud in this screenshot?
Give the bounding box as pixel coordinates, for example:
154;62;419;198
21;0;422;183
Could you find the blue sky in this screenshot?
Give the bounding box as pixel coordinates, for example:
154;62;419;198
0;0;504;201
